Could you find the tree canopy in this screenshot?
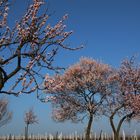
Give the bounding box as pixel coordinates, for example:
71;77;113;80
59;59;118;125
0;0;81;96
44;57;140;140
44;57;113;140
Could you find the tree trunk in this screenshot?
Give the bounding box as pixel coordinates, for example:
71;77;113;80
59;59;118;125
110;113;133;140
114;133;119;140
0;71;4;90
110;119;120;140
25;124;29;140
85;114;93;140
109;116;120;140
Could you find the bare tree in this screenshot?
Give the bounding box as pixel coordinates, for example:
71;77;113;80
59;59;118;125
0;97;12;127
0;0;81;96
24;108;38;139
44;57;113;140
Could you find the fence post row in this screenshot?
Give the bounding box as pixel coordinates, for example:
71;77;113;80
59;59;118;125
0;131;139;140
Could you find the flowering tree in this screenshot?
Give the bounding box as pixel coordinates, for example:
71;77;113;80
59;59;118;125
104;57;140;140
0;98;12;127
24;108;38;139
0;0;81;96
44;57;113;140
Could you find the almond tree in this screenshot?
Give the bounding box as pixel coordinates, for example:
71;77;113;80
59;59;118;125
44;58;113;140
0;0;81;96
104;57;140;140
0;97;12;127
24;108;38;140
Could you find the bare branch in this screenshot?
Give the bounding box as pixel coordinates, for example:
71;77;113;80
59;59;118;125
0;97;12;127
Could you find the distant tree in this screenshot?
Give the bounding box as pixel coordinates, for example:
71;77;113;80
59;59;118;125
0;0;81;96
0;98;12;127
104;57;140;140
44;58;113;140
24;108;38;140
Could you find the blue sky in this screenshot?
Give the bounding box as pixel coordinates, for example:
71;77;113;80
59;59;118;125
0;0;140;136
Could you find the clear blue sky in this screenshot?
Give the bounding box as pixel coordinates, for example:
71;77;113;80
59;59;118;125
0;0;140;136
